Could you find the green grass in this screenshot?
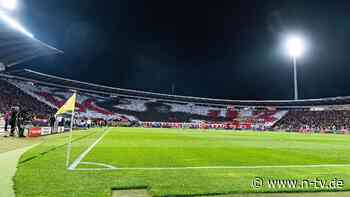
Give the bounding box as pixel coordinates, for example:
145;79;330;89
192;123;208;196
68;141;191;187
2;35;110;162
14;128;350;197
0;136;42;153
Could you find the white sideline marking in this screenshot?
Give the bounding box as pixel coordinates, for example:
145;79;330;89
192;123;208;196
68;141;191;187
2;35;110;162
74;163;350;171
68;128;110;171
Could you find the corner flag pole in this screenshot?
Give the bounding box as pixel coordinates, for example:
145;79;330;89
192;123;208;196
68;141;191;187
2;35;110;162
66;91;77;168
66;111;75;167
55;91;77;168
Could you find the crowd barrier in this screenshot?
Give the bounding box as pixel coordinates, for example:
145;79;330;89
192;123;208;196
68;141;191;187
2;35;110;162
140;122;256;130
0;117;4;133
139;122;350;134
27;126;65;137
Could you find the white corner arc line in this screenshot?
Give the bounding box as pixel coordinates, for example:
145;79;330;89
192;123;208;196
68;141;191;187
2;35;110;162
75;168;118;171
80;162;117;169
68;128;110;171
74;163;350;171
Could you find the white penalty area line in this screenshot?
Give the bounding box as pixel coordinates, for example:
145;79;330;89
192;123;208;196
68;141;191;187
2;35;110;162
74;163;350;171
68;128;111;171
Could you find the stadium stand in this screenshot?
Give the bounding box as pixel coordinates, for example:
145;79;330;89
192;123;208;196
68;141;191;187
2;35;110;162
2;69;350;132
0;20;62;69
4;78;240;122
274;109;350;132
0;79;54;115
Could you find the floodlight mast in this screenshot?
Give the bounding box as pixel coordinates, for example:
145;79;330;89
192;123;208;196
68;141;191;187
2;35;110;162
293;55;298;100
286;36;305;100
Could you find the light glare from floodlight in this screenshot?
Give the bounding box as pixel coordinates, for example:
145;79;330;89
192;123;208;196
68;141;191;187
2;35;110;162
0;12;34;38
286;36;305;58
0;0;17;11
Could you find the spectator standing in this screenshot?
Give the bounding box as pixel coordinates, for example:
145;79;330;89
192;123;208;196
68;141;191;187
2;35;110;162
87;119;92;129
49;115;56;133
4;109;11;132
9;108;18;137
17;110;25;137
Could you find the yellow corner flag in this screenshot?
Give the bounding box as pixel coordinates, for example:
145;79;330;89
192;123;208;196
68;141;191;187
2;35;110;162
56;93;76;115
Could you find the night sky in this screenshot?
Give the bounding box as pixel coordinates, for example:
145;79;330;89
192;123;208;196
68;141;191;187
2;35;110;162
13;0;350;100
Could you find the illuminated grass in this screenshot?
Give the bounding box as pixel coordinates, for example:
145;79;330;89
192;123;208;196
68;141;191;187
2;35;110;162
0;136;42;153
14;128;350;197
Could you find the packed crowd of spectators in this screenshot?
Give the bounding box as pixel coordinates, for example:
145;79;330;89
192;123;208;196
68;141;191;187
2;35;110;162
275;110;350;131
0;79;54;115
5;77;350;134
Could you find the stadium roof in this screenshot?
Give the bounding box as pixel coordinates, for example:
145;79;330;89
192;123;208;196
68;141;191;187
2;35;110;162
4;69;350;108
0;19;62;67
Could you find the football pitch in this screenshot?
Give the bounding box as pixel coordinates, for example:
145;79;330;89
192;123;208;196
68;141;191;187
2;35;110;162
14;127;350;196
